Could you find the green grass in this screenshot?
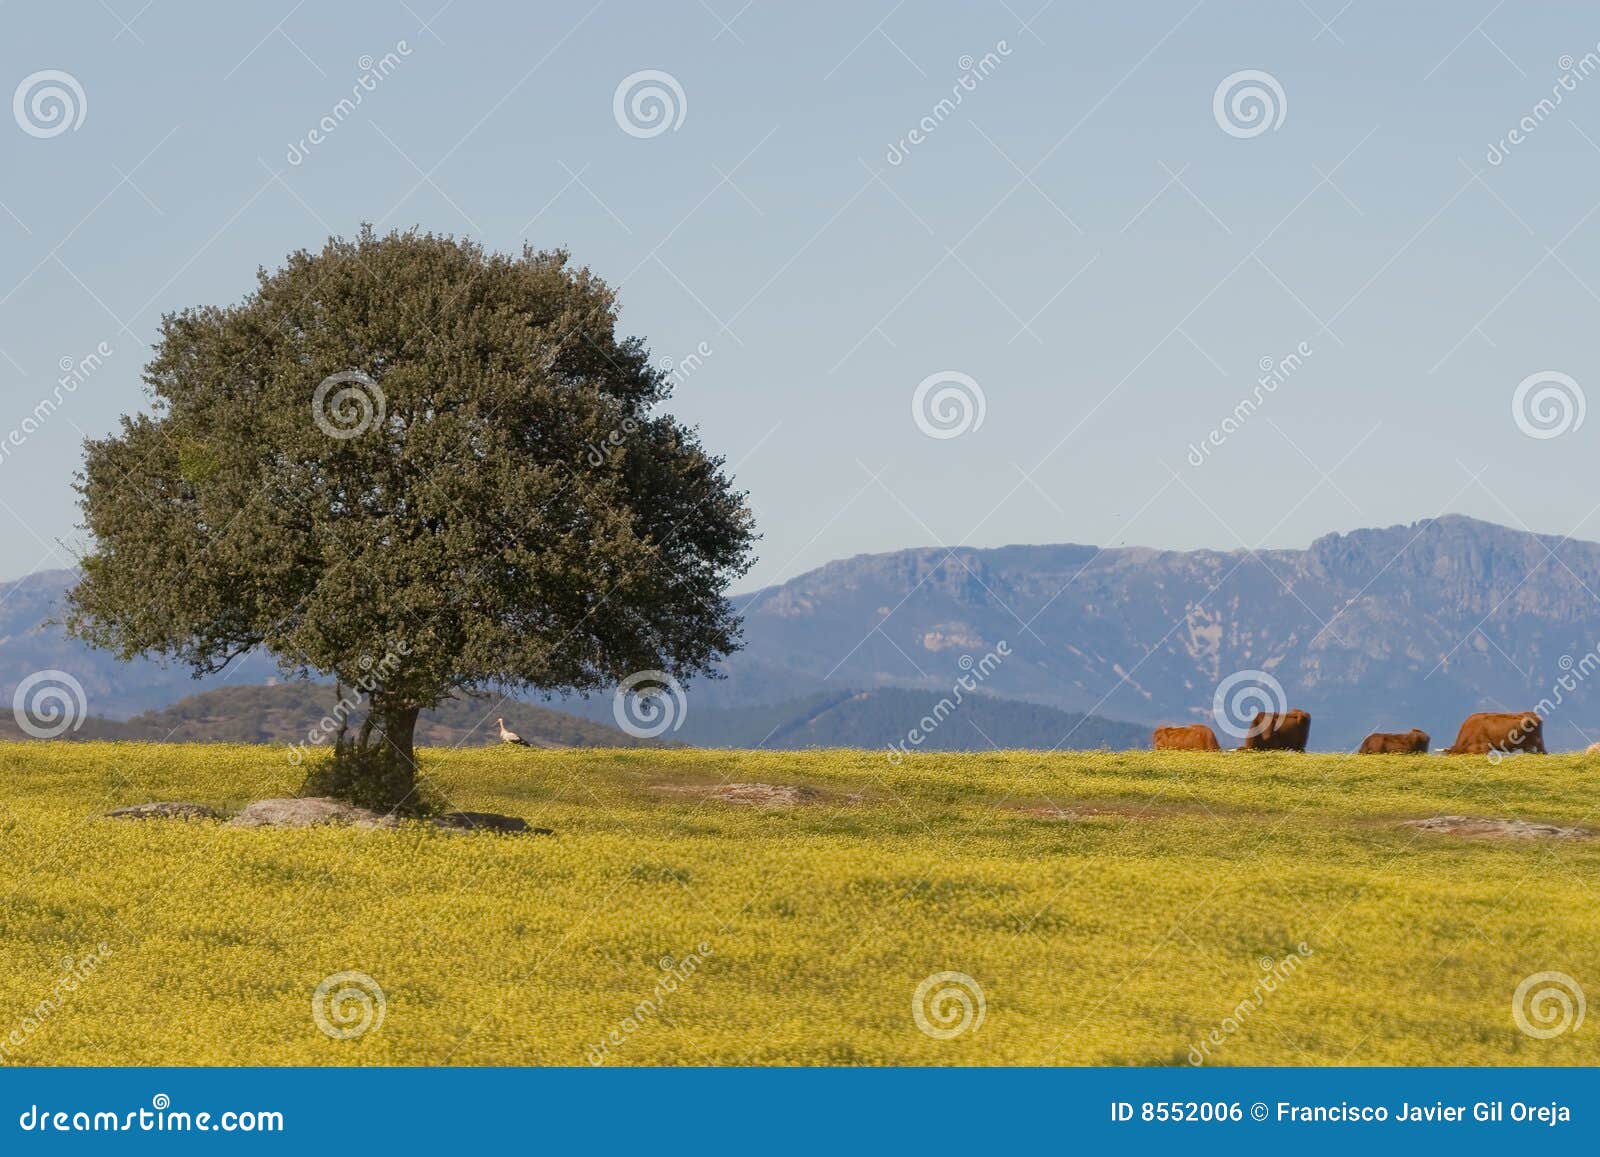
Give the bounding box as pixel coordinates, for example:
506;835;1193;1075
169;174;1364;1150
1;741;1596;1065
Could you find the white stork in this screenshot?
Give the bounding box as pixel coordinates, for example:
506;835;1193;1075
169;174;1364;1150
496;717;531;746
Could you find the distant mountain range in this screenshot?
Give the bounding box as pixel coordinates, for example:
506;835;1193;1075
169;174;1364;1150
0;570;281;718
707;514;1600;750
5;515;1600;751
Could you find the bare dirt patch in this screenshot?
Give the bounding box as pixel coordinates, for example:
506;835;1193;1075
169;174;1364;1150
653;782;824;808
1403;815;1594;840
1014;801;1191;821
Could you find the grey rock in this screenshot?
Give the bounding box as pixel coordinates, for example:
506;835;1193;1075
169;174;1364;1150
228;797;400;829
104;801;222;821
225;798;548;834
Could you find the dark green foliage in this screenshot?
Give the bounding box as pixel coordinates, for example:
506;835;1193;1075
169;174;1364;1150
299;735;444;814
67;229;755;805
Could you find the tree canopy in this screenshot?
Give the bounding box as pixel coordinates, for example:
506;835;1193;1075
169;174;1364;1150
68;228;755;805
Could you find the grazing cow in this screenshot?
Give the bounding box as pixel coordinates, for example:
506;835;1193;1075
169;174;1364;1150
1445;711;1544;755
1357;728;1430;754
1240;709;1311;751
1153;724;1222;751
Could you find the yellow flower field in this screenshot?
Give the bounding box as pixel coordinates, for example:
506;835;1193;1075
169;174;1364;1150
1;740;1596;1066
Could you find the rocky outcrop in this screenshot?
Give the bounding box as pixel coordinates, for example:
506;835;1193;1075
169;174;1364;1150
225;797;546;833
229;797;400;829
104;802;222;821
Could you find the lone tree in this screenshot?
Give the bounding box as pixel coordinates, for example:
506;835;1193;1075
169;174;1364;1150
68;228;755;807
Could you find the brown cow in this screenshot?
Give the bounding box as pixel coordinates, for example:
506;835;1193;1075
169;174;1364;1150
1240;709;1311;751
1445;711;1544;755
1153;724;1222;751
1357;728;1430;754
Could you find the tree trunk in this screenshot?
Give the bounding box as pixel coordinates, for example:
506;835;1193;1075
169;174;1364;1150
359;700;421;809
377;703;421;787
310;697;422;811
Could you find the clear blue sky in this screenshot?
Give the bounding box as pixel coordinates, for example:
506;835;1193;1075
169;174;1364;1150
3;1;1598;589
